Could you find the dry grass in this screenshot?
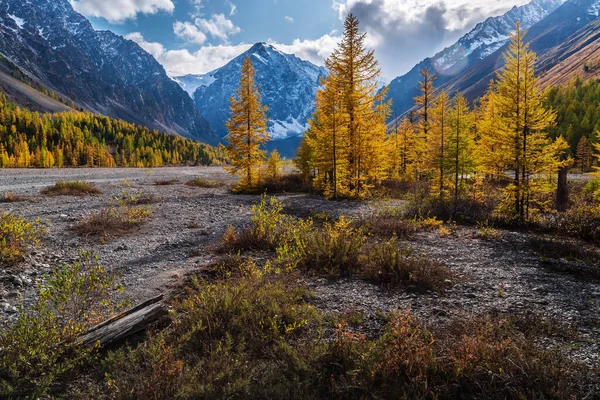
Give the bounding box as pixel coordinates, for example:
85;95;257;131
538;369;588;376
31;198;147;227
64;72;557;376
185;177;223;188
42;181;100;196
153;179;180;186
70;206;152;241
0;192;29;203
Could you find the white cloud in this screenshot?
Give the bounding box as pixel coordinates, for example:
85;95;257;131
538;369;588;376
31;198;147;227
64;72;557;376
124;32;166;59
126;32;251;76
173;21;207;44
195;13;241;41
226;1;237;16
70;0;174;23
284;16;294;23
332;0;531;76
267;35;340;66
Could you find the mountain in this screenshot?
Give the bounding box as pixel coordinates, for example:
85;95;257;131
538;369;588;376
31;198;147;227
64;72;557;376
385;0;565;119
175;43;326;156
442;0;600;102
0;0;219;145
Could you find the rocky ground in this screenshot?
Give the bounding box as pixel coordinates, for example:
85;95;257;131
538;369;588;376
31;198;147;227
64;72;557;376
0;167;598;374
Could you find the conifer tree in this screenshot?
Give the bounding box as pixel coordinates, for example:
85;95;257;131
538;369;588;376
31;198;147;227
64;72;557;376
576;136;592;173
479;21;556;219
415;68;437;138
225;56;270;188
295;130;315;183
267;149;282;181
322;13;390;198
427;89;450;196
447;93;475;205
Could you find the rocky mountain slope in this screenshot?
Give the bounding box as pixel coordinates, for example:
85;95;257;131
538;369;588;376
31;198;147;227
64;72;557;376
385;0;565;119
0;0;219;144
176;43;325;155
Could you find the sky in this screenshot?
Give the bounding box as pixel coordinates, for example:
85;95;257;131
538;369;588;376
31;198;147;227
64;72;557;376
69;0;532;79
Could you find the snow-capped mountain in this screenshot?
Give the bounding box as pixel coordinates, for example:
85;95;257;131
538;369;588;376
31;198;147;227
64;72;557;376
0;0;219;144
385;0;565;119
175;43;326;149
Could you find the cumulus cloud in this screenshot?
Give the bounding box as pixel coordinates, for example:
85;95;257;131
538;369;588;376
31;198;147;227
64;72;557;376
173;21;207;44
284;16;294;23
126;32;251;75
267;35;340;66
195;13;241;41
332;0;529;76
70;0;174;23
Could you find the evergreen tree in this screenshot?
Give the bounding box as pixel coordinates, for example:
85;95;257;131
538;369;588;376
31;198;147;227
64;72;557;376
576;135;592;173
225;57;270;188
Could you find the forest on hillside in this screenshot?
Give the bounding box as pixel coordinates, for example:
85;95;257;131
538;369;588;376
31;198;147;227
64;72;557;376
0;92;226;168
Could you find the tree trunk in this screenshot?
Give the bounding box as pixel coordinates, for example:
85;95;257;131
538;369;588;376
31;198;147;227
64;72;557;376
556;160;569;213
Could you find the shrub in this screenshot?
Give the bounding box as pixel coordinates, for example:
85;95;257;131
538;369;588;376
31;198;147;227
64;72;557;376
362;239;451;291
0;213;46;265
153;179;180;186
42;181;100;196
583;177;600;201
354;205;421;237
0;252;124;398
71;204;152;241
186;177;222;188
407;195;494;224
553;200;600;243
0;192;28;203
279;216;364;276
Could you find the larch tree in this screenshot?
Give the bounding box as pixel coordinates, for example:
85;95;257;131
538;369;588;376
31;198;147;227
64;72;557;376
225;56;270;189
415;68;437;139
308;73;349;198
576;135;592;173
427;89;450;196
446;92;476;206
479;21;557;219
322;13;390;198
266;149;282;181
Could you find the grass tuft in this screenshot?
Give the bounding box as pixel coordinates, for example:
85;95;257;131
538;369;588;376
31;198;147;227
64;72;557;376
42;181;100;196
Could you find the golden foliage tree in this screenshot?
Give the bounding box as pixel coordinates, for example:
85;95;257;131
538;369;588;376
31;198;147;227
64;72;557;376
225;57;270;188
308;73;349;198
478;21;557;219
317;13;390;198
267;149;282;181
447;92;476;205
415;68;437;138
426;89;450;196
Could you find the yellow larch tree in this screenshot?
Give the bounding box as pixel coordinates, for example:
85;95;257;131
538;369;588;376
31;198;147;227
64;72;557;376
307;73;350;198
415;68;437;139
225;56;270;189
479;21;557;219
324;13;391;198
446;92;476;205
427;89;450;197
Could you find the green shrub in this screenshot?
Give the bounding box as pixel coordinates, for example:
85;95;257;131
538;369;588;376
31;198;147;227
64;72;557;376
0;213;46;265
42;181;100;196
0;252;125;398
583;177;600;201
362;238;451;291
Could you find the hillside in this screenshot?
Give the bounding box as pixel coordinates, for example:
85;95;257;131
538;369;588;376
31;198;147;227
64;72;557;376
0;0;219;145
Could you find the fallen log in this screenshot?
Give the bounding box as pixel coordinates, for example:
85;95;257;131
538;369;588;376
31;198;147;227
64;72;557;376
79;294;167;348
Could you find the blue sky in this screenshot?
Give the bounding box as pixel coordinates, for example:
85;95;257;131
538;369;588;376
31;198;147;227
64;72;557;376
70;0;531;78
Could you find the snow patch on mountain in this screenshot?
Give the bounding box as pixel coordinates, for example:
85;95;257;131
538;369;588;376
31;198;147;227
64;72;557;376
176;42;326;142
589;0;600;15
8;14;23;29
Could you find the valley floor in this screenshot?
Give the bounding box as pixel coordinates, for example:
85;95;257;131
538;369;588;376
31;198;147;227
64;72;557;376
0;167;599;378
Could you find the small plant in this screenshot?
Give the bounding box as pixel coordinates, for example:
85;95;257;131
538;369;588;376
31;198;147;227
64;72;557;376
477;220;501;240
42;181;100;196
362;238;451;291
153;179;180;186
0;213;46;266
186;177;222;188
71;198;152;241
0;192;28;203
0;252;125;398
